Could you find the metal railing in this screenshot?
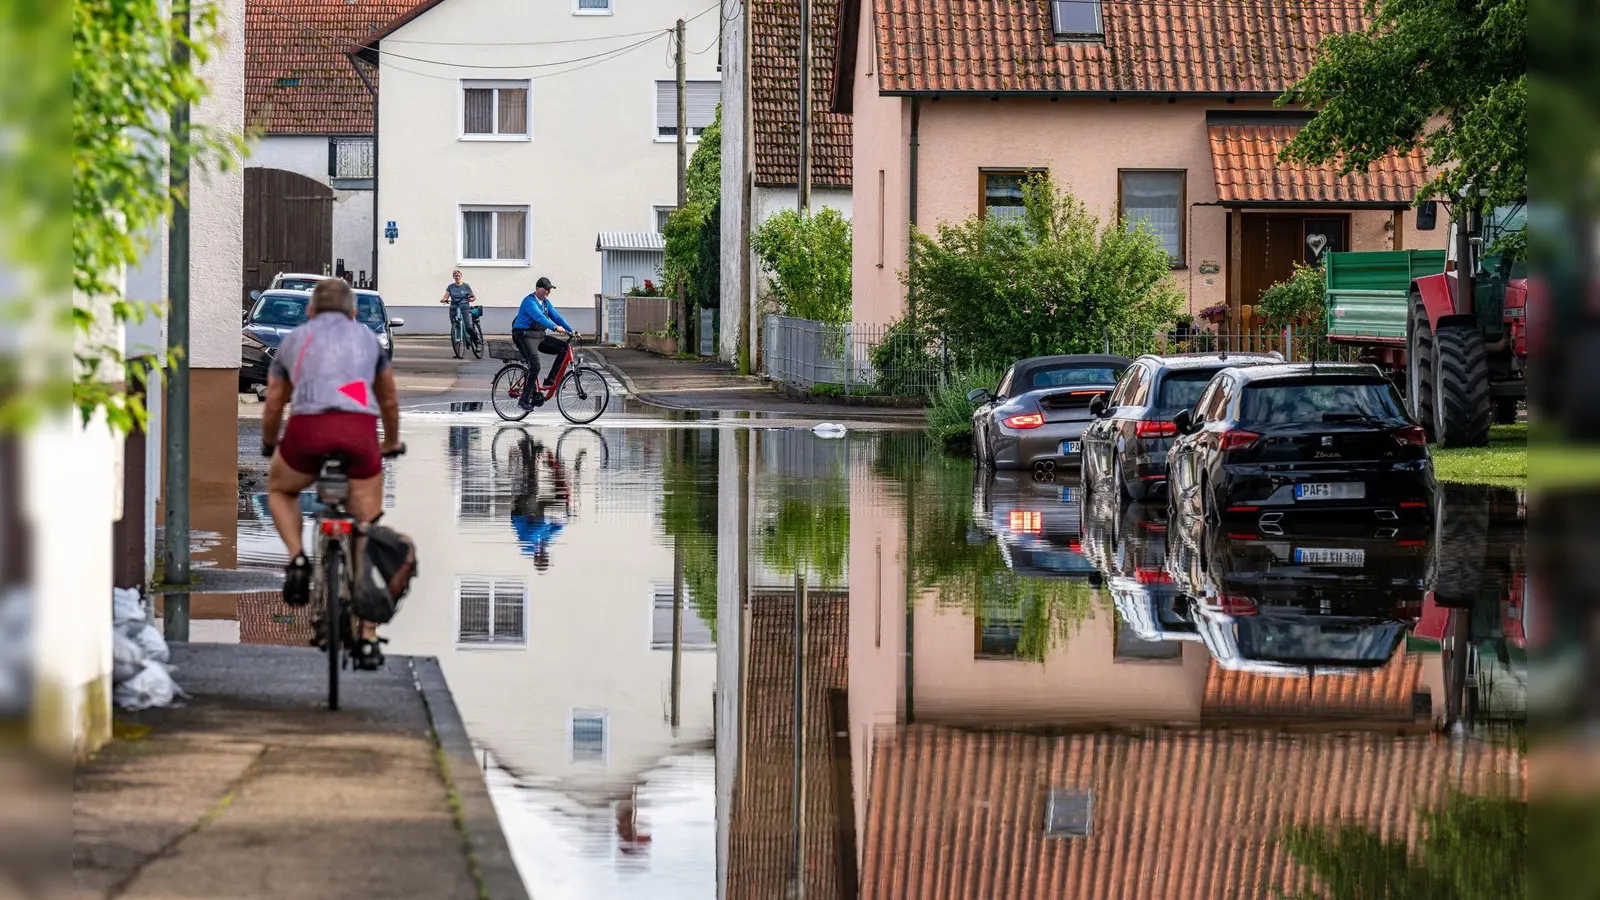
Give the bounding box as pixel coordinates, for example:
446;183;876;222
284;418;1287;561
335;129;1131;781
761;315;942;396
1102;327;1366;363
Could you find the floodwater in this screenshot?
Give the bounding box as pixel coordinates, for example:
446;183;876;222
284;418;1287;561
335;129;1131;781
216;415;1527;899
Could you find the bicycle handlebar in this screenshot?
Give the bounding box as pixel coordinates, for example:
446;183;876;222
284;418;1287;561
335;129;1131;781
382;443;407;459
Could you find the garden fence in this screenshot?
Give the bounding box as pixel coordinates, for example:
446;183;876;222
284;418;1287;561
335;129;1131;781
761;315;943;396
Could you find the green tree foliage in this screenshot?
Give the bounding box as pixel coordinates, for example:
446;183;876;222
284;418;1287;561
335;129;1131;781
751;207;853;324
659;430;719;636
1281;0;1526;209
663;105;721;310
1280;792;1525;899
903;173;1182;372
71;0;247;432
759;480;849;589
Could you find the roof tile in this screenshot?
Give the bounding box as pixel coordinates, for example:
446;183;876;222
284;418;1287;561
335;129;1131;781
753;0;853;188
1208;121;1428;205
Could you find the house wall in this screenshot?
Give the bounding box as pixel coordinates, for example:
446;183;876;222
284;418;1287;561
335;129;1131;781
849;88;1442;326
250;135;378;284
846;0;910;329
377;0;720;330
748;186;853;363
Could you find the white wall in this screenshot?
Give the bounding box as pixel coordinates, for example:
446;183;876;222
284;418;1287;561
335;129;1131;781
747;185;853;367
251;135;377;282
717;0;750;367
189;0;244;369
377;0;720;318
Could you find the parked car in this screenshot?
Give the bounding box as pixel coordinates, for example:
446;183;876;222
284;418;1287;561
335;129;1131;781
971;469;1100;580
1080;352;1281;502
1166;363;1436;525
968;354;1130;472
1078;490;1200;645
240;288;403;389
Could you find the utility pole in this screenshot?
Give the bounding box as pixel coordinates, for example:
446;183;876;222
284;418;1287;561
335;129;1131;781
675;18;690;349
792;570;807;900
163;0;193;643
797;0;812;214
670;535;684;732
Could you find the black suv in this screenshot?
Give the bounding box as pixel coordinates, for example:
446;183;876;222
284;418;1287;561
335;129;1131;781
1081;352;1280;501
1167;363;1436;525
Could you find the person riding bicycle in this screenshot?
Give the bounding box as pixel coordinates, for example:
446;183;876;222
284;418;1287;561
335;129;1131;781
260;279;402;670
508;435;570;571
511;276;574;410
440;270;476;334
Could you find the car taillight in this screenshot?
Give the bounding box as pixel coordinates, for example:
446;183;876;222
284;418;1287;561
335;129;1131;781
1134;568;1172;585
1003;412;1044;429
1394;425;1427;448
1218;595;1257;616
1219;430;1259;451
1136;420;1178;438
1008;510;1042;534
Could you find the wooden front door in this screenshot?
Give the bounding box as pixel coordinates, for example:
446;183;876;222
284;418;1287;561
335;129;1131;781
243;168;334;308
1237;213;1349;309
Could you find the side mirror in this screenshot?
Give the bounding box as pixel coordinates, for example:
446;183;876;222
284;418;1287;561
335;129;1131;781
1415;201;1438;232
966;387;993;404
388;317;405;328
1173;409;1194;435
1088;394;1108;417
249;290;262;301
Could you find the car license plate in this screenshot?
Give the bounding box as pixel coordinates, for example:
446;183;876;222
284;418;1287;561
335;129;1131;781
1059;486;1075;502
1295;482;1364;501
1061;441;1081;455
1294;547;1366;566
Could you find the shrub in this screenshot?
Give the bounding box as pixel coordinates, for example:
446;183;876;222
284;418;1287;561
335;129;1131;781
925;366;1004;448
903;173;1182;371
752;206;853;324
870;318;939;396
1257;262;1327;328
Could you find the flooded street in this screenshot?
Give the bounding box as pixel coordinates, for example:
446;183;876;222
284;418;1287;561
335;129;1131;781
208;415;1524;899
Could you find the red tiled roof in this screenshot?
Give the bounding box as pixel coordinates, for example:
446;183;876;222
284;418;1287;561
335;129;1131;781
247;0;422;135
863;726;1522;900
1209;118;1428;206
1203;648;1429;722
753;0;853;188
852;0;1367;97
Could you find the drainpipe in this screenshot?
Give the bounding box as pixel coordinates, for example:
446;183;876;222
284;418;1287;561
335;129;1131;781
907;97;920;336
349;54;379;288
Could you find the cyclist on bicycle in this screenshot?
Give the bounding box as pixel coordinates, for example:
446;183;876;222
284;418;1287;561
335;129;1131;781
261;279;402;668
508;436;569;571
512;276;573;410
440;270;476;333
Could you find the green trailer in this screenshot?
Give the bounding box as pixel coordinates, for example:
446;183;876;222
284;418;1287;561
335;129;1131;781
1324;249;1447;343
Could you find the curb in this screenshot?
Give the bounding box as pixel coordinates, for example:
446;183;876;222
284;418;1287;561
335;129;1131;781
412;657;529;900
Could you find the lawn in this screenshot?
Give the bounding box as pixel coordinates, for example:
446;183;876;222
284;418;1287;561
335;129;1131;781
1431;423;1526;486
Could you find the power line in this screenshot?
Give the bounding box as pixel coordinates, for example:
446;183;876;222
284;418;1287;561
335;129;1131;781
377;28;674;84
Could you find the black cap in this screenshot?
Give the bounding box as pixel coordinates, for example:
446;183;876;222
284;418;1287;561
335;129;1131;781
536;276;556;290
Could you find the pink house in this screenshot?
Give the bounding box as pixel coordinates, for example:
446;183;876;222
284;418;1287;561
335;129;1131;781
832;0;1441;332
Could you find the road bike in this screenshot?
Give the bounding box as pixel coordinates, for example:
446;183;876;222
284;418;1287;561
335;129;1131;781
451;305;484;360
489;336;611;425
309;444;405;711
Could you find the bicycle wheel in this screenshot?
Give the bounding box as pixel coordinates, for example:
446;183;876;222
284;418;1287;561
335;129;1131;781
556;425;611;472
556;366;610;425
450;320;464;359
491;363;533;422
325;546;343;712
469;321;484;359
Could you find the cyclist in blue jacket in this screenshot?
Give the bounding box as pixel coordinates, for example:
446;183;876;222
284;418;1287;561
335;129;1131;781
512;276;573;409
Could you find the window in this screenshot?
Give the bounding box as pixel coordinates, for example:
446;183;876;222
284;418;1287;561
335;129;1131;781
1119;170;1185;266
1193;380;1225;422
570;710;607;762
330;137;374;180
995;367;1015;399
651;585;715;650
459;205;529;264
1198;377;1233;422
656;80;721;141
1114;615;1182;661
1111;366;1144;407
1050;1;1104;39
1157;369;1224;411
457;577;527;646
653;205;676;233
461;80;530;139
1106;366;1138;406
980;169;1043;224
573;0;612;14
1044;788;1094;838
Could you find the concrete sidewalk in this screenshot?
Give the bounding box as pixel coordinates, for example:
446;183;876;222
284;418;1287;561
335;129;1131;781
74;644;526;900
592;347;926;421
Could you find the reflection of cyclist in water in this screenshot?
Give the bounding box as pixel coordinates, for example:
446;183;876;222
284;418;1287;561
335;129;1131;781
507;433;572;571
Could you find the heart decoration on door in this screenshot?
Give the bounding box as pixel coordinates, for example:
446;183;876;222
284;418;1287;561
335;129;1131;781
1306;232;1329;261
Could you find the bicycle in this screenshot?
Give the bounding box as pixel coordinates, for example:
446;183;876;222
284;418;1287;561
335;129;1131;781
489;335;611;425
450;305;484;360
308;444;405;711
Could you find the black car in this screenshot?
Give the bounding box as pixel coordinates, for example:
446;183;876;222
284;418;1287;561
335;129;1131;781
1166;363;1435;525
241;288;403;389
968;354;1130;472
1081;352;1281;501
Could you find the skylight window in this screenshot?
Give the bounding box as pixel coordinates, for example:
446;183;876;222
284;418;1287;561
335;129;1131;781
1051;0;1104;39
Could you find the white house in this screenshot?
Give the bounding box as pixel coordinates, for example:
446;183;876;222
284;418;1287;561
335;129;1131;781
361;0;721;335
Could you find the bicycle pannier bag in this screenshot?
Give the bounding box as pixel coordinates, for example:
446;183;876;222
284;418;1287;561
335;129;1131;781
355;524;417;623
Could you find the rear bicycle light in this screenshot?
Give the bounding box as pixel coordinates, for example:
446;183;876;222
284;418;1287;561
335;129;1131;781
1135;420;1178;438
1003;412;1044;429
1219;430;1260;451
1393;425;1427;448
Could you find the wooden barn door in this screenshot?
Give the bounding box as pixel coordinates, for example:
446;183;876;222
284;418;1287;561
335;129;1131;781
243;168;333;308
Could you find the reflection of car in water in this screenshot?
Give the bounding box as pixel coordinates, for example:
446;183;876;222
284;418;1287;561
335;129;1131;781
1167;520;1434;675
971;468;1099;579
1078;492;1199;643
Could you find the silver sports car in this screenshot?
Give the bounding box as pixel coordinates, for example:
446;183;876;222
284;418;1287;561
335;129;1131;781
968;354;1130;473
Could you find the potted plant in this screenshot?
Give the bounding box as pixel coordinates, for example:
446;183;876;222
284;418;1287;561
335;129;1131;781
1197;303;1228;326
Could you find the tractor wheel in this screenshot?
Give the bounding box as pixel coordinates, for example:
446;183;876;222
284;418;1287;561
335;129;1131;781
1406;293;1437;440
1433;324;1492;448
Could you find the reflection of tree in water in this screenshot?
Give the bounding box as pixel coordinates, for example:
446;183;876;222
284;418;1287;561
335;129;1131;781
759;480;849;589
658;429;719;637
876;432;1099;662
1280;792;1525;899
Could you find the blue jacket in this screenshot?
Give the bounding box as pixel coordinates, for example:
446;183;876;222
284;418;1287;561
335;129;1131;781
510;514;564;556
512;293;572;332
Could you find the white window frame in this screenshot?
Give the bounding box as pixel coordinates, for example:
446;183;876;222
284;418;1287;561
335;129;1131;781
454;577;530;649
649;583;716;651
457;203;531;267
572;0;613;15
459;80;532;142
653;79;721;144
653;204;677;233
568;709;609;763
